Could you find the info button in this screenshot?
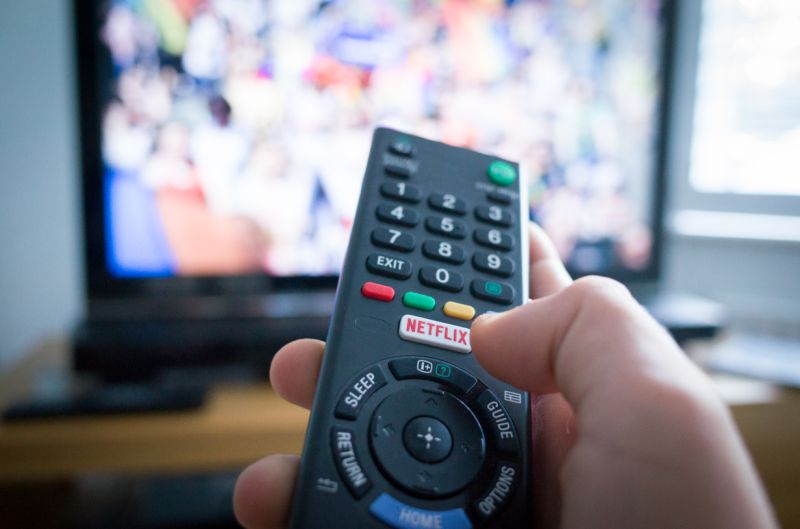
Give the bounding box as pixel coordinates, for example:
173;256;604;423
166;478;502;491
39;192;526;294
334;365;388;420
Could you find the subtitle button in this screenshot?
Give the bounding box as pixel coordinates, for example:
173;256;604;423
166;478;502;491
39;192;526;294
473;461;519;522
331;428;372;499
334;365;388;420
475;389;519;456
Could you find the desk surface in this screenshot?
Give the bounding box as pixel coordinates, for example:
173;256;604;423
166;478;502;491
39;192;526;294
1;341;799;527
0;341;308;482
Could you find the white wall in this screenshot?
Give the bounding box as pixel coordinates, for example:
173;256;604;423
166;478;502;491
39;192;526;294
0;1;83;369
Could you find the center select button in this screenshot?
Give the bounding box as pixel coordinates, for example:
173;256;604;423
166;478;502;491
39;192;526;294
367;253;413;280
369;493;472;529
334;364;388;420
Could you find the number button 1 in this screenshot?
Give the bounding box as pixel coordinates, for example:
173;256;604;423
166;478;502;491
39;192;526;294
474;228;514;251
475;205;513;227
376;204;419;227
425;216;466;239
371;228;415;252
428;193;466;215
419;266;464;292
422;240;465;265
380;182;422;204
472;252;514;277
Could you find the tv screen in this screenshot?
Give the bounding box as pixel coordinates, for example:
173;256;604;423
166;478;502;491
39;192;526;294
97;0;666;280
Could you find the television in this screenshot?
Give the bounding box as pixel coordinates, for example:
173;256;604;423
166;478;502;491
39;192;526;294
73;0;674;380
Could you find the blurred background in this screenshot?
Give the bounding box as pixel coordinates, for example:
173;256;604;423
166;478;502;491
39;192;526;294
0;1;798;528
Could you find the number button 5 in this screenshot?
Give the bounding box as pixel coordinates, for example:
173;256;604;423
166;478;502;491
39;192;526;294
425;216;466;239
419;266;464;292
422;240;466;265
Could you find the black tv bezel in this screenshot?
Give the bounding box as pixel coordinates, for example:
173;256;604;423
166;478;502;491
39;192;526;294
74;0;675;313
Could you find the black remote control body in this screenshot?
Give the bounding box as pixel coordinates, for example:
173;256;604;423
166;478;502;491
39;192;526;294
288;128;530;529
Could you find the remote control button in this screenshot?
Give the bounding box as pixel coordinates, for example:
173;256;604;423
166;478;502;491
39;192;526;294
473;461;519;522
487;190;512;205
472;252;514;278
377;204;419;227
443;301;475;321
419;266;464;292
370;388;485;499
384;154;418;178
475;389;519;456
362;281;395;302
425;216;467;239
389;137;416;157
422;240;465;265
487;160;517;186
380;181;421;203
475;205;514;227
369;493;472;529
331;428;372;499
334;365;388;420
371;228;415;252
367;254;413;280
474;228;514;251
402;291;436;312
403;416;453;464
428;193;466;215
471;279;515;305
398;315;471;354
388;357;477;395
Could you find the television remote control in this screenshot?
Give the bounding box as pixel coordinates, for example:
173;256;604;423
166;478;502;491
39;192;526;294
288;128;530;529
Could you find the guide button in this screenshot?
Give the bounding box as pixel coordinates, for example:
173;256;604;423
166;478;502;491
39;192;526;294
476;389;519;456
369;493;472;529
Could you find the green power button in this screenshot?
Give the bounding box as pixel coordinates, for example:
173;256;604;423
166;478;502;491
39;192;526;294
487;160;517;186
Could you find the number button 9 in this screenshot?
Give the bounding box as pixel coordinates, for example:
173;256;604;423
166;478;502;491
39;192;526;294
472;252;514;277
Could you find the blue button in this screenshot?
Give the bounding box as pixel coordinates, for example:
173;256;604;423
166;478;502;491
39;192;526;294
369;493;472;529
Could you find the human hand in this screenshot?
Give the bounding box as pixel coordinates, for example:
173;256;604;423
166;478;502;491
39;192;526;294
234;223;777;529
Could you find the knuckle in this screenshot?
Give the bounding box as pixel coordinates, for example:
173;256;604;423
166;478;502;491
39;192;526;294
570;276;633;311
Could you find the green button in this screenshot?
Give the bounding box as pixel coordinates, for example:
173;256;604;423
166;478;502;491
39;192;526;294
402;291;436;311
434;364;451;378
484;281;503;296
487;160;517;186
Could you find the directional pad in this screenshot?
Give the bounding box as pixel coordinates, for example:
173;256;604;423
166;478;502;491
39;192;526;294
370;387;485;498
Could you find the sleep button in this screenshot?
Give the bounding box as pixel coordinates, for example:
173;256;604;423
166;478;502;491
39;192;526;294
369;493;472;529
334;365;387;420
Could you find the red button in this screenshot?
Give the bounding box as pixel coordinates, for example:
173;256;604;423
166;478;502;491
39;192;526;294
362;282;395;302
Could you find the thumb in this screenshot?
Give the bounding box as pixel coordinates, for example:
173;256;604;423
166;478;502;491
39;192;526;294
471;276;702;412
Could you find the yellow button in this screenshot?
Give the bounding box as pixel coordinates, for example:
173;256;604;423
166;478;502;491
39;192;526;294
443;301;476;321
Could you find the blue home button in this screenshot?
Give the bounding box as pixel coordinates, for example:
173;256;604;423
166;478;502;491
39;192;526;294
369;493;472;529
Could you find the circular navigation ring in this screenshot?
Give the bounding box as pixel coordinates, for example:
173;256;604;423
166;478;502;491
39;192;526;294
370;386;485;498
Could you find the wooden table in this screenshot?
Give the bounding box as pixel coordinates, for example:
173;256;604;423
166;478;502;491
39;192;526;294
1;341;799;527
